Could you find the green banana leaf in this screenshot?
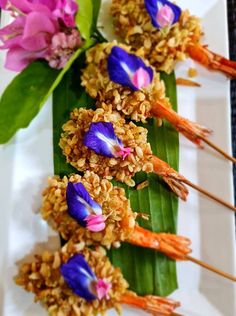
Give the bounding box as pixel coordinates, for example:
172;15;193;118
52;55;179;296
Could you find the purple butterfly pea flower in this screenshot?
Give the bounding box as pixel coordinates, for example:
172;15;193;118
83;122;131;159
144;0;181;29
61;254;111;301
107;46;153;91
66;182;105;232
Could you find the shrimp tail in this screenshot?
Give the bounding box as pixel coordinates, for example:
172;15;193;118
120;292;181;316
151;101;236;164
151;101;212;147
128;225;192;261
151;155;189;201
187;43;236;78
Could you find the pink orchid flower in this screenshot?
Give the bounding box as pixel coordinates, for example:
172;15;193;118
0;11;58;71
53;0;78;27
0;0;78;26
0;0;79;71
46;29;81;69
0;0;54;14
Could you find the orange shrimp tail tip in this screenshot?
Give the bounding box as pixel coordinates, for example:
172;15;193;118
187;44;236;78
151;155;189;201
162;176;189;201
120;293;180;316
176;77;201;87
128;225;192;261
151;102;212;147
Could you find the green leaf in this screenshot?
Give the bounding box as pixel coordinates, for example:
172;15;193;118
110;72;179;296
0;41;94;144
0;61;58;144
53;53;96;176
76;0;93;40
52;51;179;297
91;0;102;34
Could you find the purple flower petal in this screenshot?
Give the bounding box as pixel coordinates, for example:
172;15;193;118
66;182;103;230
83;122;122;158
83;122;131;159
144;0;181;29
107;46;153;91
61;254;97;301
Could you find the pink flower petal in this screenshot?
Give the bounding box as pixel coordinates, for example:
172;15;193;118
95;279;112;300
131;67;151;89
0;17;24;49
10;0;52;15
0;0;7;9
37;0;56;11
20;33;50;51
84;214;106;232
5;47;45;71
116;147;131;160
23;12;57;38
57;55;70;69
64;0;78;15
0;35;23;49
53;0;78;27
51;32;68;49
0;16;25;42
156;4;175;28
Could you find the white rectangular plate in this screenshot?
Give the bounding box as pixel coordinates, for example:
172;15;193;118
0;1;236;315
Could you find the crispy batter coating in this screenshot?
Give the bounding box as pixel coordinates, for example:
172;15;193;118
59;106;153;187
81;42;167;123
41;172;136;247
110;0;202;73
15;244;128;316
